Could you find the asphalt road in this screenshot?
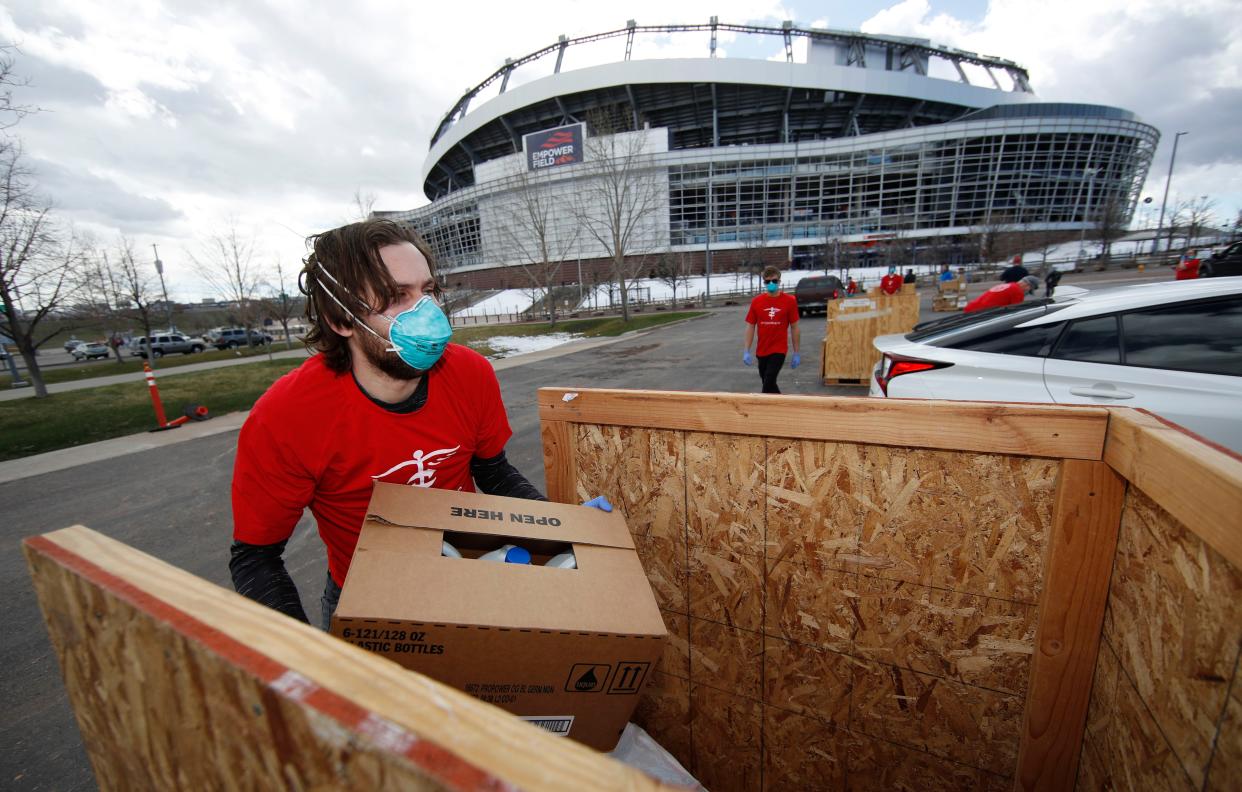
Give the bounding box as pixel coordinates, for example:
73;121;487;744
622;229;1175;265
1;269;1166;789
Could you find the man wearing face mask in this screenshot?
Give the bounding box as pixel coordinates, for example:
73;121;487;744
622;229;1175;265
229;219;553;628
742;265;800;394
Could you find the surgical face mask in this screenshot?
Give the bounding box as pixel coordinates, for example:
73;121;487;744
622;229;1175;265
765;281;779;294
315;263;452;372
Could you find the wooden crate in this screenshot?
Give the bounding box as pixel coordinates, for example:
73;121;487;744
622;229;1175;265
25;395;1242;792
822;291;921;382
538;389;1242;792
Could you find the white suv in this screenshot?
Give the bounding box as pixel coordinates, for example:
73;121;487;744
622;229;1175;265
870;278;1242;452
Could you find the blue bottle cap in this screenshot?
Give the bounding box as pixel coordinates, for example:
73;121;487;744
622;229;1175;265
504;546;532;564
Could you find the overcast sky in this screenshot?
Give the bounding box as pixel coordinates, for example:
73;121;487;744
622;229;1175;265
3;0;1239;301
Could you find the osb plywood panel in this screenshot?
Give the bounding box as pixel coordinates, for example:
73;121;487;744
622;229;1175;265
686;432;764;554
634;671;693;774
689;617;763;701
635;533;688;614
764;634;852;726
691;685;762;792
1102;485;1242;788
1206;660;1242;792
857;447;1058;604
853;576;1036;695
572;424;686;542
1078;640;1194;792
824;298;888;380
659;610;690;679
850;660;1024;776
765;558;858;653
764;709;848;791
844;732;1010;792
766;438;866;570
687;546;764;632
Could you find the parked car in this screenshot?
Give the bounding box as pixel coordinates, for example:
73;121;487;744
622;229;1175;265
1201;241;1242;278
794;275;847;316
869;277;1242;452
133;333;206;358
212;328;272;349
71;341;111;361
63;337;83;352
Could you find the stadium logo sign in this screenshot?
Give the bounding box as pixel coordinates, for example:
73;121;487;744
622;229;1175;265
524;123;585;171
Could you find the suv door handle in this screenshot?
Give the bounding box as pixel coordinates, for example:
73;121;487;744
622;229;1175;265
1069;387;1134;399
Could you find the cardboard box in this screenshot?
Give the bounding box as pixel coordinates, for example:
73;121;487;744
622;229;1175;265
331;484;668;751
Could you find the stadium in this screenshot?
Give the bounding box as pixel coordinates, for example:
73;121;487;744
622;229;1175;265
383;21;1160;296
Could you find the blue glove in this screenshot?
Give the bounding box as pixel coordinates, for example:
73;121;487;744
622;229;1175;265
582;495;613;513
790;352;800;369
743;350;753;366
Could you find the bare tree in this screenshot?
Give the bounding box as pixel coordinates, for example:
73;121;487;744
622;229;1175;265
652;249;694;305
493;168;580;326
1171;196;1216;254
0;45;39;130
1095;197;1130;266
350;188;377;222
78;243;132;363
191;222;265;348
263;260;301;350
111;238;161;369
0;143;86;396
572;117;666;322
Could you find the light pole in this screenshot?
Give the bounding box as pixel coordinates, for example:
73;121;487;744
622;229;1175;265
151;243;173;331
1078;167;1098;264
1153;131;1187;255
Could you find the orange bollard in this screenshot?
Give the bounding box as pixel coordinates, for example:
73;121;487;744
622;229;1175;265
143;361;170;429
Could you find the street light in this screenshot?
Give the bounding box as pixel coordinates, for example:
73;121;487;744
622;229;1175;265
1078;167;1098;263
151;243;173;331
1153;131;1188;255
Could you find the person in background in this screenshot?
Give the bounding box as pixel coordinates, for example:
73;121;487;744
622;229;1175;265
846;277;858;295
1044;268;1063;297
230;218;607;630
963;275;1040;313
879;266;904;295
1175;252;1201;280
938;264;955;282
742;265;800;394
1000;255;1030;283
903;268;916;285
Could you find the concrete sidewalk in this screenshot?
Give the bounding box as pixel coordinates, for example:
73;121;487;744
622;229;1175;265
0;330;650;485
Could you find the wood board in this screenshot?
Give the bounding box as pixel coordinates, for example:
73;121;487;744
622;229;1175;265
24;526;672;792
538;388;1110;460
822;291;920;381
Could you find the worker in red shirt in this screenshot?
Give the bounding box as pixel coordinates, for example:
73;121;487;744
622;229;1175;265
743;265;800;394
879;265;903;295
963;276;1040;313
1175;253;1201;280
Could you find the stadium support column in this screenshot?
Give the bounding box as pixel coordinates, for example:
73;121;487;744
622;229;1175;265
705;161;713;303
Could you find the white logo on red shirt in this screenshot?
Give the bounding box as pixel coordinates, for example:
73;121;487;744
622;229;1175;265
765;306;781;319
371;446;461;487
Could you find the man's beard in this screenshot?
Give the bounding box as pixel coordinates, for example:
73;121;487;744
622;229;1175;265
356;324;424;381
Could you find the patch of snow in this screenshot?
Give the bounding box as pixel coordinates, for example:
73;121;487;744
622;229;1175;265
474;332;583;358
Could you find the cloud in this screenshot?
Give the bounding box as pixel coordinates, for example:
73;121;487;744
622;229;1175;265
31;156;183;230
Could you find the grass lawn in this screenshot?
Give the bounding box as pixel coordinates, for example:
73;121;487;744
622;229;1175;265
0;311;705;461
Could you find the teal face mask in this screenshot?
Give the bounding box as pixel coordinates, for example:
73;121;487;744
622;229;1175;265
766;281;779;294
315;264;453;372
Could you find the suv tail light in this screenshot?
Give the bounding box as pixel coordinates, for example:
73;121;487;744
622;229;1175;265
832;289;839;299
874;353;952;396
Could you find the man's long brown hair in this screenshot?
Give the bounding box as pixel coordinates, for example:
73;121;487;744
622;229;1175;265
299;219;441;373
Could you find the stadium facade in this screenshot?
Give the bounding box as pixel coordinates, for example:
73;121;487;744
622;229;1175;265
383;22;1160;289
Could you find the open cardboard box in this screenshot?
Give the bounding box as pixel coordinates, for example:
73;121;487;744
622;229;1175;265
330;483;668;751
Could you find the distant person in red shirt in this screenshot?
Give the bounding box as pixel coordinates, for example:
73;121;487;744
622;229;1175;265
743;265;800;394
846;277;858;295
1175;253;1201;280
879;266;903;295
963;276;1040;313
229;219;561;629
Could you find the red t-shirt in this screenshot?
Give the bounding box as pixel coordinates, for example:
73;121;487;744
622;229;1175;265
745;292;799;356
1175;257;1200;280
232;344;512;585
963;282;1026;313
880;274;903;295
